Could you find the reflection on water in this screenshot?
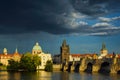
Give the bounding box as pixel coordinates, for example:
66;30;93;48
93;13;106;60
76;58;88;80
0;71;9;80
0;71;21;80
1;71;120;80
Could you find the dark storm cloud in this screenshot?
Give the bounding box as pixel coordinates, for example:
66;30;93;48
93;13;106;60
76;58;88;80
0;0;71;34
0;0;120;35
69;0;120;16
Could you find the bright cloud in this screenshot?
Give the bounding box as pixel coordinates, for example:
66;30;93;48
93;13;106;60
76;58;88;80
87;32;108;36
70;12;87;19
92;22;112;27
99;16;120;22
99;17;112;22
112;16;120;20
69;20;88;29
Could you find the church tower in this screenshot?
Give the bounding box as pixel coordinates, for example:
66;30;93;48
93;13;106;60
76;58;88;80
100;42;108;56
60;40;70;63
3;48;7;55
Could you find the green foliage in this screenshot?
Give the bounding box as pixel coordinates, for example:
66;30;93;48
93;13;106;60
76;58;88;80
7;59;20;70
0;63;3;66
0;63;7;70
7;52;41;71
32;54;41;68
20;52;41;71
0;65;7;70
45;60;53;72
20;52;34;71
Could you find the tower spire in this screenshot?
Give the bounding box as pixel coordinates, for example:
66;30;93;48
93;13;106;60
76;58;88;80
15;48;18;53
62;39;66;46
101;42;107;50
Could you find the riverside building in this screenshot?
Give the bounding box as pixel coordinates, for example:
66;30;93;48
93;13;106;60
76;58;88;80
32;42;52;69
0;48;21;66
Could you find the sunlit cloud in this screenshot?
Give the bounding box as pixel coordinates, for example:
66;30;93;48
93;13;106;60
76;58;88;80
99;16;120;22
92;22;112;27
99;17;112;22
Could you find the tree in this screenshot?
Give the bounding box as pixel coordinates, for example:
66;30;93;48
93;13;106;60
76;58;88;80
45;60;53;72
6;52;41;71
32;54;41;68
20;52;41;71
7;59;20;70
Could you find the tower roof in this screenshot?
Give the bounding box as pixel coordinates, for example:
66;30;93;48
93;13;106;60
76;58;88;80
62;39;66;46
101;42;107;50
15;48;18;53
33;42;42;51
3;48;7;53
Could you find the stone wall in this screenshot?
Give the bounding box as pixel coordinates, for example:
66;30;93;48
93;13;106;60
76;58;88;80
53;64;62;71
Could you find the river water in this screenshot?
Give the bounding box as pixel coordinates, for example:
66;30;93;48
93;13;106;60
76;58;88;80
0;71;120;80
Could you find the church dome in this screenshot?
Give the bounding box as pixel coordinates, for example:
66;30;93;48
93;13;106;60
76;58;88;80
33;42;42;51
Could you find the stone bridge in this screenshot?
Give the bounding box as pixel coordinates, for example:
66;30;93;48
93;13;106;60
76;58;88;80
62;57;120;73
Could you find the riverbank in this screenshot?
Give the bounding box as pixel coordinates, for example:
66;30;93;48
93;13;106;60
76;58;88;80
0;64;61;72
0;66;7;71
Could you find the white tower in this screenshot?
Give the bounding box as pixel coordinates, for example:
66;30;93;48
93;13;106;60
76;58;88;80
15;48;18;53
3;48;8;55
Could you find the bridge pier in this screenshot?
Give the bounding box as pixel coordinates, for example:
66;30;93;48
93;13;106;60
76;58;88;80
68;61;75;72
62;65;68;71
79;58;87;72
110;57;119;73
70;65;75;71
79;65;87;72
61;62;68;71
110;64;118;73
92;65;100;72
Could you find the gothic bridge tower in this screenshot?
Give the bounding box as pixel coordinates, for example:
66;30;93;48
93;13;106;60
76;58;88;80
60;40;70;64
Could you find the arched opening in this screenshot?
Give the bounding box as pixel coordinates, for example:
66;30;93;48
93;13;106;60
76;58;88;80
74;63;80;72
61;59;67;71
67;62;73;72
99;62;110;73
117;70;120;74
84;62;93;73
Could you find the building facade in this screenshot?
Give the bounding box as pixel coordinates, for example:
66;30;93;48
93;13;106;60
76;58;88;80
69;54;81;62
0;48;21;66
32;42;52;69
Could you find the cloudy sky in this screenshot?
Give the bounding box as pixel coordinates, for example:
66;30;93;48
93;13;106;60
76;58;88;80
0;0;120;54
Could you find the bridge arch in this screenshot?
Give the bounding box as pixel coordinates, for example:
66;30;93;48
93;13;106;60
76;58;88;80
117;70;120;74
74;63;80;72
99;62;110;73
84;62;93;73
67;62;73;72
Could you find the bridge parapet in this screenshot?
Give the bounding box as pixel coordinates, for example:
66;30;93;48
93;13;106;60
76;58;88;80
61;56;120;74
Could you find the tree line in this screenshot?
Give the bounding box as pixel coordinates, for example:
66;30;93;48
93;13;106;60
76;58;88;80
7;52;53;72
